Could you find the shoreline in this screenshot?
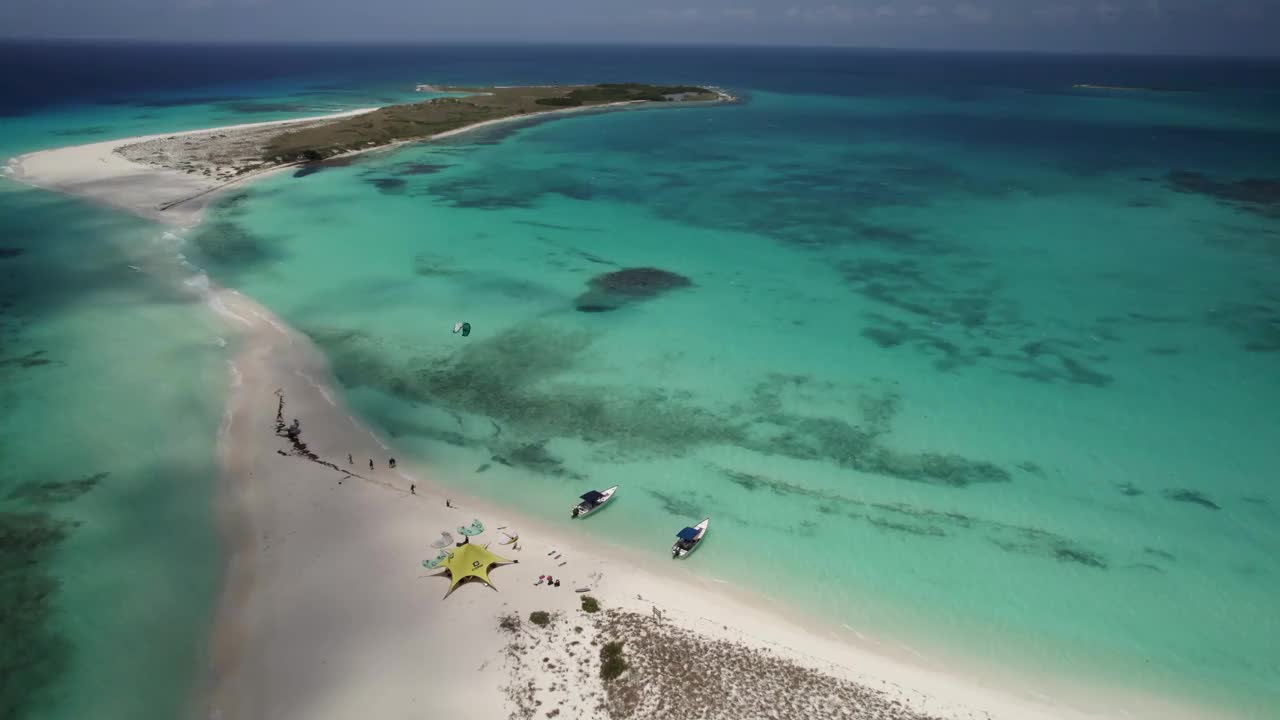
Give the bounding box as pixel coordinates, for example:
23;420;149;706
198;286;1220;720
7;102;1228;720
8;91;734;229
8;108;380;227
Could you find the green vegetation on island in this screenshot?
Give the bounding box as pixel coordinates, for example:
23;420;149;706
599;639;628;681
264;83;721;164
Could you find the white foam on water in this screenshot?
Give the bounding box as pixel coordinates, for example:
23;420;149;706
206;295;253;326
294;370;337;406
214;336;228;348
184;273;211;293
246;306;289;335
226;359;243;388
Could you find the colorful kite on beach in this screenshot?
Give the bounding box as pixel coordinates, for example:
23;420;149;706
422;548;450;569
430;531;454;549
457;518;484;537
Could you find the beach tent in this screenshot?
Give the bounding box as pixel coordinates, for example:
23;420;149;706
431;542;515;596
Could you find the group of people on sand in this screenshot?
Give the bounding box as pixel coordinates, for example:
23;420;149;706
348;453;396;471
342;453;427;497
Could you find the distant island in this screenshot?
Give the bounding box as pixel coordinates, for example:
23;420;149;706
268;83;725;164
1072;83;1190;92
8;83;731;225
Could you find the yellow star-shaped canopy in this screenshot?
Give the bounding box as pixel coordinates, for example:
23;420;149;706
433;543;515;596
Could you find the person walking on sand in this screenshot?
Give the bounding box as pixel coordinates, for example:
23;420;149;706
446;499;454;508
389;458;397;469
410;483;415;495
369;459;374;471
348;454;353;465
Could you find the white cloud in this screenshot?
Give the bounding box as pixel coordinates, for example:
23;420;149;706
914;4;939;16
1094;2;1121;21
1033;3;1081;21
721;7;758;21
952;2;993;23
646;7;701;21
786;4;871;24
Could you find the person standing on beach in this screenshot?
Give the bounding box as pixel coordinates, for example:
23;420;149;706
348;453;353;465
410;483;415;495
369;459;374;471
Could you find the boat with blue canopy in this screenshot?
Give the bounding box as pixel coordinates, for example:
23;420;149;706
672;517;709;558
571;484;618;518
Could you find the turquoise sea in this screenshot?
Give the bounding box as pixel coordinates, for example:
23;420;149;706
2;43;1278;719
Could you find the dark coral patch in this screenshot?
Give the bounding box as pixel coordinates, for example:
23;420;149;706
489;440;583;479
1166;170;1280;215
1115;482;1144;497
190;220;281;271
219;101;310;114
50;126;109;137
394;162;452;176
1207;301;1280;353
0;511;79;720
370;177;408;194
0;247;25;259
573;267;693;312
8;472;108;504
1053;546;1108;569
1163;488;1221;510
0;350;55;369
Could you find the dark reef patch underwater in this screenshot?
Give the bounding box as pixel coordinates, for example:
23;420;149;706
1166;171;1280;217
573;267;693;312
0;472;105;720
306;322;1013;490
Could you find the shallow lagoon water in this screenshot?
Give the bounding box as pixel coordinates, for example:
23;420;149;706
0;184;228;720
196;83;1280;715
3;44;1279;719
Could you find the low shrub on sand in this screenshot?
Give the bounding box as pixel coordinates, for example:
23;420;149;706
600;640;627;681
581;595;601;613
529;610;552;626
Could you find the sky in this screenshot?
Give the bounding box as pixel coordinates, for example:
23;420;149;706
2;0;1278;55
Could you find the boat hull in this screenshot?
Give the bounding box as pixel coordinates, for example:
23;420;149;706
671;518;710;558
570;485;618;519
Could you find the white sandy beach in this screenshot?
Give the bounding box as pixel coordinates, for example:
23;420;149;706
10;109;379;227
7;96;697;230
7;102;1220;720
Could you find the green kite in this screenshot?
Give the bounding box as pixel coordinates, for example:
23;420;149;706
431;543;515;596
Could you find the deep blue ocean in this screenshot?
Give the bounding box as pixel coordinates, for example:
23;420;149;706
2;41;1278;720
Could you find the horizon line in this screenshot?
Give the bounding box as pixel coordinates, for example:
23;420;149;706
2;36;1279;60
